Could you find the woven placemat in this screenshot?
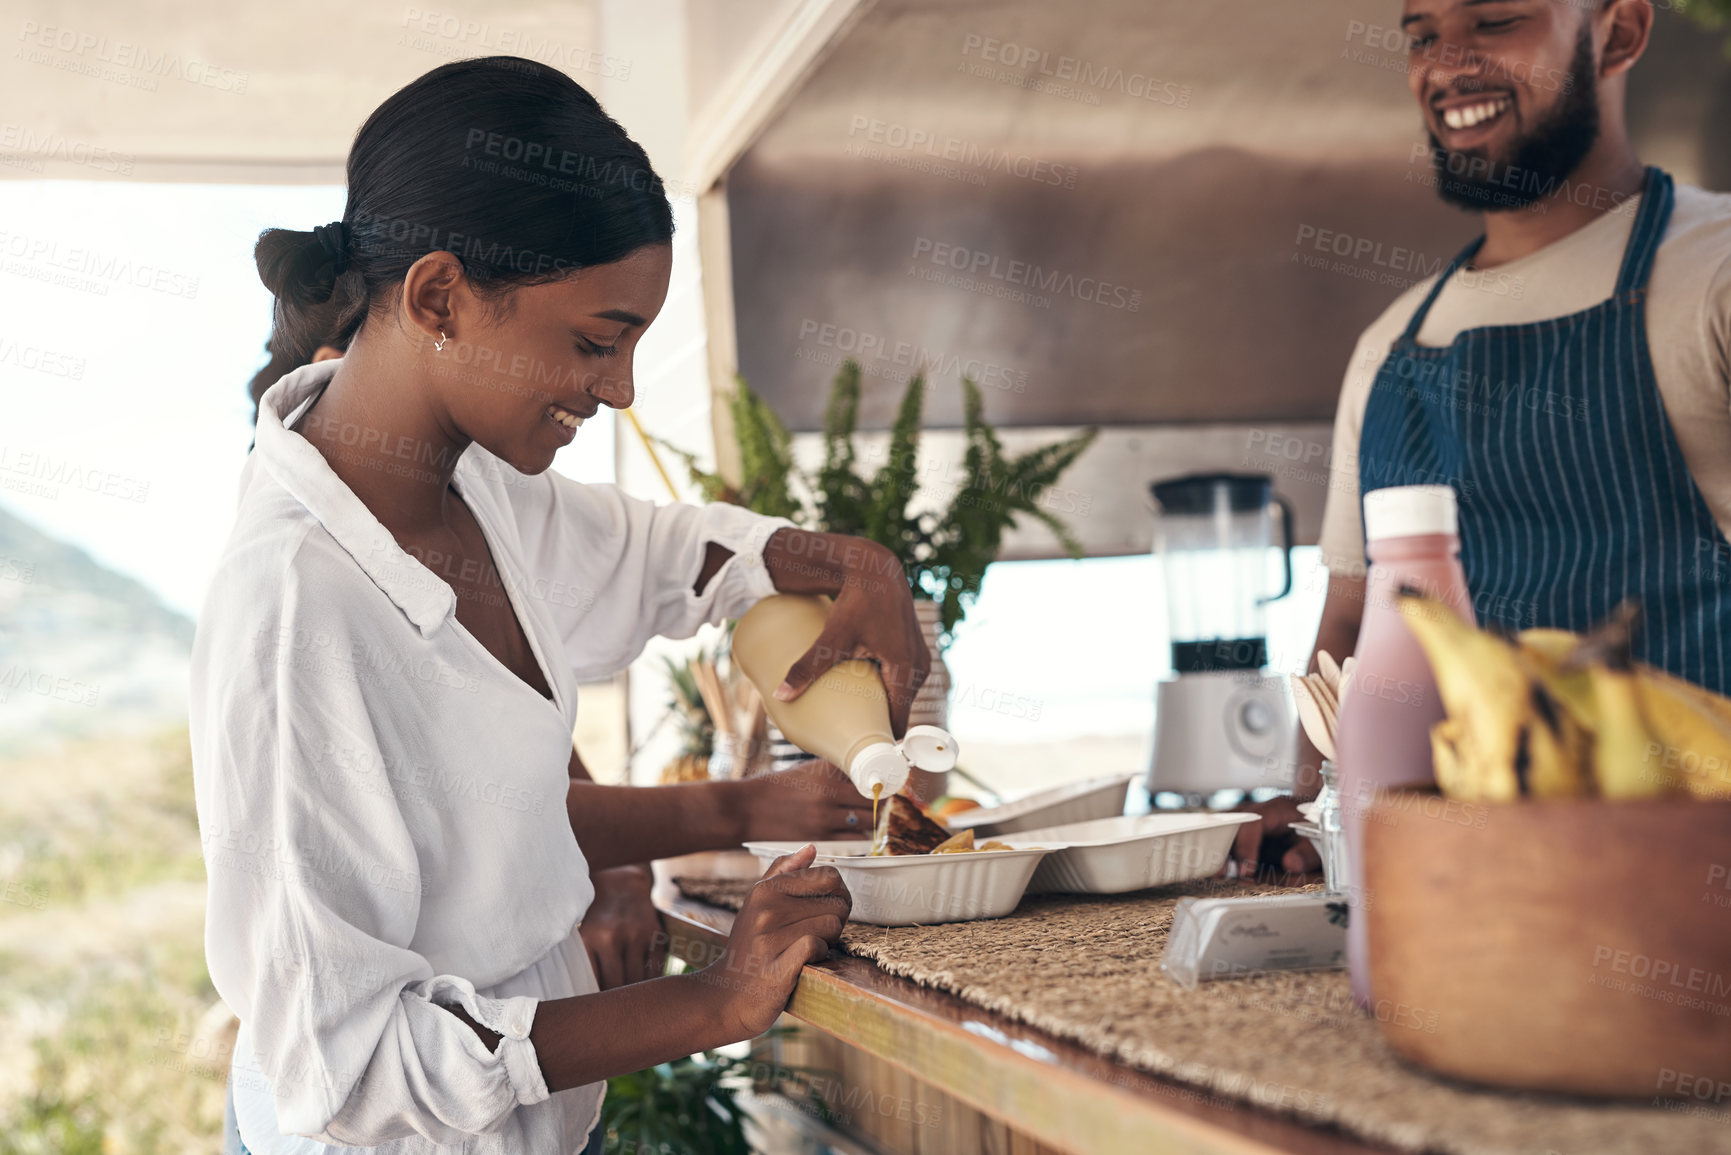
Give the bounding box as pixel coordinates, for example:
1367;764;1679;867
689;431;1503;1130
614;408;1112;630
673;875;1729;1155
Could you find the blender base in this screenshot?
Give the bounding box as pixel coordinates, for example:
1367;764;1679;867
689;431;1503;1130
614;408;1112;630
1146;671;1298;799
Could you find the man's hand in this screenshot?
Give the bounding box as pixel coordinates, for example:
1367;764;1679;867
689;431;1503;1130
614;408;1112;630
1217;571;1361;883
701;845;850;1039
742;760;873;842
1224;796;1321;882
762;529;931;738
579;865;665;989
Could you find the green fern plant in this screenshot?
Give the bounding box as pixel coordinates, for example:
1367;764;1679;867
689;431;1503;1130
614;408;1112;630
924;377;1097;636
814;360;871;535
663;360;1097;645
602;1027;833;1155
656;377;804;522
861;370;929;569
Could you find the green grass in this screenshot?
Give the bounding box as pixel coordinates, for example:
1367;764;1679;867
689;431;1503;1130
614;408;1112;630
0;729;204;912
0;967;227;1155
0;725;225;1154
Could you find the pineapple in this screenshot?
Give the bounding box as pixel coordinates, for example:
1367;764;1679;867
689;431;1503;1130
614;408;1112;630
658;655;715;784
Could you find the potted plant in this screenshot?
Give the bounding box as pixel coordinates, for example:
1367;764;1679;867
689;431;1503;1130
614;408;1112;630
602;1025;832;1154
661;360;1097;733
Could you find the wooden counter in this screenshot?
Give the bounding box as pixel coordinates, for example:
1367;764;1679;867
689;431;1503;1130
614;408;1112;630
656;890;1391;1155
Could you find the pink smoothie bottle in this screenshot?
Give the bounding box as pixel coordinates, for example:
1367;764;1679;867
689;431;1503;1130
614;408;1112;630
1335;485;1474;1009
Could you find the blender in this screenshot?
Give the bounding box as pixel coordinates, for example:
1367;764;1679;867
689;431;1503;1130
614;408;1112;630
1146;472;1298;803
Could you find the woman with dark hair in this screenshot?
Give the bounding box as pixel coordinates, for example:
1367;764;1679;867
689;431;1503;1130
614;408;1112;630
194;57;928;1155
244;297;348;449
242;284;673;1009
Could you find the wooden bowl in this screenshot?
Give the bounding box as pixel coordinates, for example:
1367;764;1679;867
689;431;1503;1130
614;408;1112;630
1363;793;1731;1099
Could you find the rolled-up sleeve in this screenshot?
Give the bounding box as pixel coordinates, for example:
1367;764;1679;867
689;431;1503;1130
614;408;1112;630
501;466;795;679
317;978;549;1143
197;542;551;1146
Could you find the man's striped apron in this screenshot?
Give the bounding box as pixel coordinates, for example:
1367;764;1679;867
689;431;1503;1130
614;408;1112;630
1358;167;1731;693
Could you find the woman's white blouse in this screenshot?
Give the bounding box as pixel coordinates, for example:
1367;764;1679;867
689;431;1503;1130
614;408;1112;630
192;359;791;1153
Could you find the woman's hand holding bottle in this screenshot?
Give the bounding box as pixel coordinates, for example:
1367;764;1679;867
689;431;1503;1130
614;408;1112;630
760;531;931;737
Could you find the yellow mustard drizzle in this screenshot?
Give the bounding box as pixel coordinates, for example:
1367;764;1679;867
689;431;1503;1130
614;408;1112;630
870;782;883;856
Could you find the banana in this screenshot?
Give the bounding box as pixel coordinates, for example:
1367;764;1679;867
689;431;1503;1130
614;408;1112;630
1519;663;1597;799
1632;677;1731;800
1400;595;1731;802
1515;627;1584;665
1431;716;1501;800
1397;593;1592;799
1398;595;1525;799
1553;603;1683;799
1640;663;1731;731
1581;660;1676;798
1429;717;1465;798
1521;626;1731;718
1513;629;1593;722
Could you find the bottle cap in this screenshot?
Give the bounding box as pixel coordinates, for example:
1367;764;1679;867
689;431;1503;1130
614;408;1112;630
849;742;911;799
1363;485;1458;542
900;725;960;772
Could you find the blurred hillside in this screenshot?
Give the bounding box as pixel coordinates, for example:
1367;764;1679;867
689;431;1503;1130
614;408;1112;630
0;505;193;757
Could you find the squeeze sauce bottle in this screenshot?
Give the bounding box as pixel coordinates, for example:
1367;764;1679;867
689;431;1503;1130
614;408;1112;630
1335;485;1475;1009
732;594;959;802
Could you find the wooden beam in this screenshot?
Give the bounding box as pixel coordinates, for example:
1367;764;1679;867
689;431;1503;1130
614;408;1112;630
683;0;877;196
685;0;872;488
697;182;744;488
688;0;873;489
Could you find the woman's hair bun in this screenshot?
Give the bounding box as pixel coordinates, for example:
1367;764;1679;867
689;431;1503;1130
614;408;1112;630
254;227;348;307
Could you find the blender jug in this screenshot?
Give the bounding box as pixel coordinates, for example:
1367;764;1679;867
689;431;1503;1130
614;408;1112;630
1146;473;1297;800
1151;473;1295;673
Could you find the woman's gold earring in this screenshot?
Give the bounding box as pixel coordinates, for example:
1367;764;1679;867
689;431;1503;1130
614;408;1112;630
434;328;448;352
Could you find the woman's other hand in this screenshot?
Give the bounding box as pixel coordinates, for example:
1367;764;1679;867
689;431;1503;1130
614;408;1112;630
742;760;872;843
579;865;665;989
701;845;850;1038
